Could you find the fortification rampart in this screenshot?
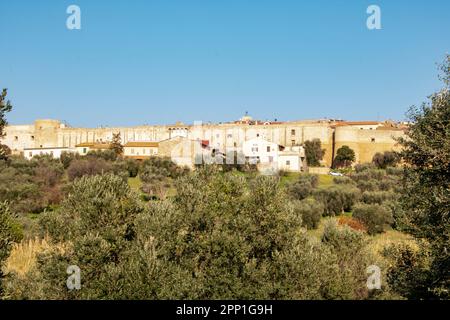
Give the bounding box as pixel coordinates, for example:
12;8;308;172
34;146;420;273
1;119;405;167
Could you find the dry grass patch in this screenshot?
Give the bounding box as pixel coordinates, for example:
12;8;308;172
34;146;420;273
3;236;66;277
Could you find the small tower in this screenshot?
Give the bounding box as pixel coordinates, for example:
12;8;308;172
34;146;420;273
240;111;253;123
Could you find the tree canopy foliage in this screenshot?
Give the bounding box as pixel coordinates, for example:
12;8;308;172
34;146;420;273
0;89;13;160
395;55;450;299
334;146;356;168
304;139;325;167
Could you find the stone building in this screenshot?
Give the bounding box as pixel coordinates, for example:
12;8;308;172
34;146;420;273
1;115;406;168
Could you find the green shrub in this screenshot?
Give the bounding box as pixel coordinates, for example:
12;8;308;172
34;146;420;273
67;158;113;181
288;180;312;200
333;176;356;186
372;151;399;169
353;203;393;235
291;198;324;230
0;156;66;214
287;174;319;200
313;185;360;216
60;152;81;169
320;220;371;299
386;166;403;176
383;243;432;299
0;202;23;263
40;173;142;242
86;149;117;161
355;179;379;192
354;163;376;173
361;191;396;205
0;201;23;296
140;157;189;183
351;169;386;182
301;174;319;188
124;159;140;177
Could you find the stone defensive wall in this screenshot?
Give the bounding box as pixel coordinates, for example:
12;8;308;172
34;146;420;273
333;126;405;164
2;118;405;167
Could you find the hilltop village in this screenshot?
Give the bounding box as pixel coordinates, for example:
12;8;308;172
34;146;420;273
1;114;406;172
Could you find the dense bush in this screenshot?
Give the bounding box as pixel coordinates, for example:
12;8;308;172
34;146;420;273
372;151;399;169
60;152;82;169
320;221;371;299
0;202;23;265
350;169;386;183
353;203;393;235
354;163;376;173
6;174;143;299
0;156;65;214
0;202;23;297
86;149;117;161
67;158;113;181
354;179;378;193
287;174;319;200
313;185;361;216
383;243;432;299
386;166;403;176
291;198;324;230
361;191;396;205
5;169;373;300
124;159;139;177
333;176;356;186
141;180;171;200
140;157;189;183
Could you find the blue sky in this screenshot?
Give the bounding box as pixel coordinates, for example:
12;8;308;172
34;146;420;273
1;0;449;127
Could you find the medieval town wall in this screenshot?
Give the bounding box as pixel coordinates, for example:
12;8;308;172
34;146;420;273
2;119;405;167
334;127;405;164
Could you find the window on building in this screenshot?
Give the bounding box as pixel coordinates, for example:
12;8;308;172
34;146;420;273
286;160;291;165
31;136;35;140
29;152;32;157
256;133;260;137
143;149;146;154
227;134;233;139
291;140;296;146
291;129;295;136
267;146;271;152
269;156;273;163
83;148;87;154
14;136;18;141
131;149;135;154
371;138;376;143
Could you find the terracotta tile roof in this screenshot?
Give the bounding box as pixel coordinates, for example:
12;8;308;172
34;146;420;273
335;121;381;127
124;141;159;148
75;142;112;149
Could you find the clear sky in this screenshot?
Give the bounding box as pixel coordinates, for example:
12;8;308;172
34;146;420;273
1;0;449;127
